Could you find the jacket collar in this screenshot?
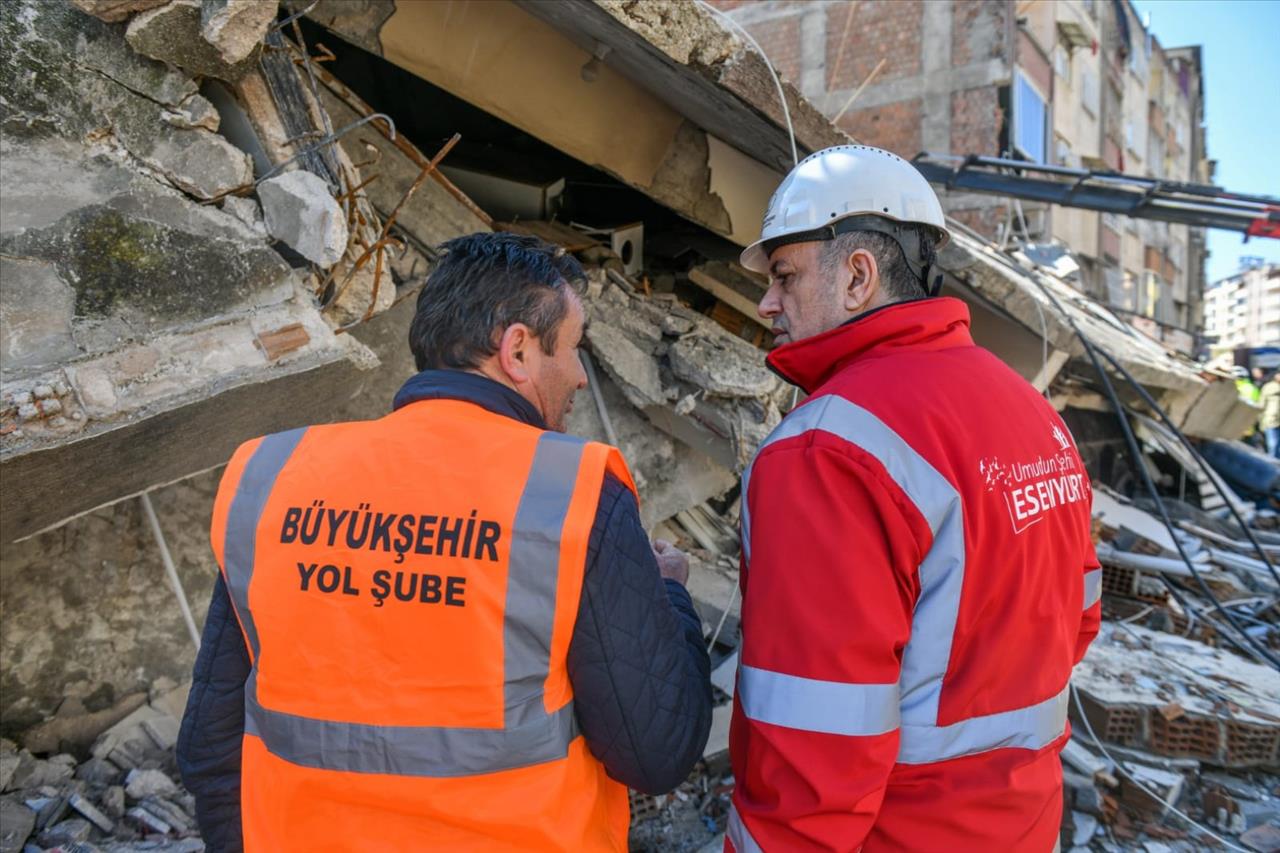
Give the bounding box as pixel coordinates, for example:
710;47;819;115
766;297;975;394
392;369;546;429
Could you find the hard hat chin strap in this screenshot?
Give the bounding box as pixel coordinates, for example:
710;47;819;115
763;214;945;297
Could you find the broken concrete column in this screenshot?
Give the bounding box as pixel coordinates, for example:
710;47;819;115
259;170;349;267
201;0;279;66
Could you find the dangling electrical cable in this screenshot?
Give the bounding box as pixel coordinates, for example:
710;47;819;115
1089;344;1280;587
695;0;799;168
1009;262;1280;669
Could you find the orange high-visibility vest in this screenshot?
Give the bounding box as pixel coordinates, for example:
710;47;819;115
210;399;636;851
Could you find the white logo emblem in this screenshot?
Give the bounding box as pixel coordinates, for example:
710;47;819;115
1051;423;1071;451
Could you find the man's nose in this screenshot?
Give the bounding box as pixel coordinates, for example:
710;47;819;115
758;283;782;320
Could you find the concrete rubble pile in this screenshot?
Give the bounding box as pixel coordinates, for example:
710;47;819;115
1055;470;1280;851
0;678;202;853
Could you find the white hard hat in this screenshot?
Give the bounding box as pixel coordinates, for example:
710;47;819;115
741;145;950;290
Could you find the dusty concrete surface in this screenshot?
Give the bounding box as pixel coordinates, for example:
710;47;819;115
0;472;218;739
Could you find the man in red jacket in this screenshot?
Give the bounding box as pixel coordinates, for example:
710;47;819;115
727;146;1100;852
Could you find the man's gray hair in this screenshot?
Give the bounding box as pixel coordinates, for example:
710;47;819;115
819;226;935;303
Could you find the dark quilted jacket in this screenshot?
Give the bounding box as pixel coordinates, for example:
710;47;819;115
176;370;713;851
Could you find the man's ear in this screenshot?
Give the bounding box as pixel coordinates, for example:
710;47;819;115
497;323;534;386
844;248;880;313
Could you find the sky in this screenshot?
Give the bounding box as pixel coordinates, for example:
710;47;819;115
1129;0;1280;285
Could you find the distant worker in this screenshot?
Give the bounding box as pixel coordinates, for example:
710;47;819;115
1234;367;1262;444
177;232;711;851
1261;369;1280;457
727;146;1100;851
1233;363;1264;404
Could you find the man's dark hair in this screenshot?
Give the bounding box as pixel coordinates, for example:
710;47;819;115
818;222;937;303
409;232;586;371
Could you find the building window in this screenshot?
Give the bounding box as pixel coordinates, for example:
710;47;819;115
1014;71;1047;163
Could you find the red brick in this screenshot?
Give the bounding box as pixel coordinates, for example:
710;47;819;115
950;86;1002;156
1017;29;1052;98
744;15;804;85
825;0;922;91
837;99;922;157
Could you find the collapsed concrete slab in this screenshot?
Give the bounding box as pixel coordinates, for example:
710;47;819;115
299;0;806;247
944;232;1253;439
1074;624;1280;768
0;0;382;542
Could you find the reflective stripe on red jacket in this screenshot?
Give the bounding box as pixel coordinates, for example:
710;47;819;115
727;298;1101;852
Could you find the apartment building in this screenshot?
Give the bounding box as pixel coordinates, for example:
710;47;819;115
1204;261;1280;353
713;0;1210;355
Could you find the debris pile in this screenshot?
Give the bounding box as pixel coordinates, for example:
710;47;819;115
578;267;786;474
1058;450;1280;850
0;679;202;853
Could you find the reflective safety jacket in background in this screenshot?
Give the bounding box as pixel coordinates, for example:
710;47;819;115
211;399;637;850
728;298;1101;852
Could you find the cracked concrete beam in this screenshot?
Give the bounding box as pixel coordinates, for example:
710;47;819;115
306;0;782;246
519;0;849;173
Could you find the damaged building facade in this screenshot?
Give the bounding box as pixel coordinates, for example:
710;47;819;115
714;0;1213;356
0;1;1275;851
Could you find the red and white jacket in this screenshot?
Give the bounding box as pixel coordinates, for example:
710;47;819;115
727;298;1100;852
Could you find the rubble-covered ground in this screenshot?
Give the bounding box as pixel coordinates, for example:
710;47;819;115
0;679;203;853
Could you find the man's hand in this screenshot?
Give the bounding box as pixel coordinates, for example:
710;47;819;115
652;539;689;585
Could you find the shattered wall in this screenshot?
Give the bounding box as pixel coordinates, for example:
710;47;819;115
0;0;387;542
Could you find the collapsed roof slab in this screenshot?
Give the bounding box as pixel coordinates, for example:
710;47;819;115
938;233;1258;438
303;0;1245;443
302;0;795;247
513;0;849;175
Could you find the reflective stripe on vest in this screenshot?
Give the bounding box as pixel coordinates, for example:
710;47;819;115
727;802;765;853
1083;568;1102;610
740;395;1068;764
224;428;587;777
738;664;898;737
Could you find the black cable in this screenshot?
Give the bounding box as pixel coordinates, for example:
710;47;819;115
1080;334;1280;669
939;218;1278;664
1012;268;1280;669
1090;345;1280;587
